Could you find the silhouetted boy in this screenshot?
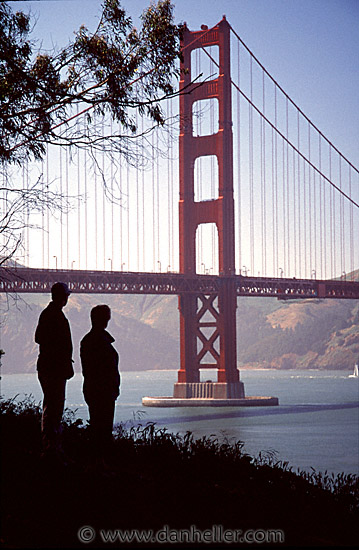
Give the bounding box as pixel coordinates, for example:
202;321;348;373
35;282;74;455
80;305;120;456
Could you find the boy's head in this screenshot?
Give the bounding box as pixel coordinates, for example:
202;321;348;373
91;304;111;329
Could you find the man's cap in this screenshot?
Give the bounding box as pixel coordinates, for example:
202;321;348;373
51;282;71;297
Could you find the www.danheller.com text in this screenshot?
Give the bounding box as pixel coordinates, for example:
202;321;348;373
77;525;285;544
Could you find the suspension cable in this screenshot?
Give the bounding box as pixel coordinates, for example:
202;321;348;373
229;24;359;176
200;45;359;209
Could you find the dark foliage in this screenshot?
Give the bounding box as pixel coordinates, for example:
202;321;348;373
1;396;358;548
0;0;182;165
0;0;182;267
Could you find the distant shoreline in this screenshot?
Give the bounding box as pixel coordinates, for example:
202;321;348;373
1;366;355;376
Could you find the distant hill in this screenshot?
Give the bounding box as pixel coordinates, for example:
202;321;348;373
237;297;359;370
0;294;179;374
1;289;358;374
335;268;359;282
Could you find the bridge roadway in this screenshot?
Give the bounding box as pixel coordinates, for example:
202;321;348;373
1;267;358;299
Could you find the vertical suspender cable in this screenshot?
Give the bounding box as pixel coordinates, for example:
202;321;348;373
119;122;123;270
167;100;171;270
319;137;323;278
237;40;241;274
260;73;264;275
102;116;106;270
59;146;63;268
293;147;296;277
84;149;88;269
313;139;318;277
94;122;98;270
19;165;24;265
46;144;49;269
286;98;290;276
136;103;140;272
329;146;333;277
152;130;155;271
197;48;202;272
349;168;353;279
23;162;30;267
262;70;266;276
282;125;286;276
126;146;130;270
171;99;175;271
330;146;336;278
249;56;254;275
78;106;81;270
84;115;88;270
274;85;279;277
321;140;325;280
156;129;160;270
171;98;175;272
271;126;275;276
27;161;30;266
210;47;215;272
65;146;69;268
110;118;114;270
168;98;173;271
313;170;318;273
142;115;145;271
339;157;344;276
308;123;312;276
297;111;301;278
303;157;307;278
313;136;318;276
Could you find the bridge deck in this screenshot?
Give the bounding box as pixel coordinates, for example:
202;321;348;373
1;268;358;299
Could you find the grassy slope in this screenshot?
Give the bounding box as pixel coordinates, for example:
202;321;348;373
1;397;358;548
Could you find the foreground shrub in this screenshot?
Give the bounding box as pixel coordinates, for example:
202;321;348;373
1;396;358;548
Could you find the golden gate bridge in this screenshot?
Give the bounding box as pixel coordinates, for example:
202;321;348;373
1;18;358;402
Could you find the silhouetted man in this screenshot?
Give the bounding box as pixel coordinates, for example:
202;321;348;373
80;305;120;456
35;282;74;455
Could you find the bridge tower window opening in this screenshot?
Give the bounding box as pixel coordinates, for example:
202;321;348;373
192;98;219;137
194;155;219;202
196;222;218;276
191;45;219;85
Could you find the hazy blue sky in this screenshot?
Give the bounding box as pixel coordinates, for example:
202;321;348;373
10;0;359;165
7;0;358;276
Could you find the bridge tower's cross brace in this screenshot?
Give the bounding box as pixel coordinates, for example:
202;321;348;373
174;17;244;399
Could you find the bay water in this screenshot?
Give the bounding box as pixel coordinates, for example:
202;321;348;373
1;369;358;475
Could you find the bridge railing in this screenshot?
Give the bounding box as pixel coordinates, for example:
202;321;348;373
1;267;358;299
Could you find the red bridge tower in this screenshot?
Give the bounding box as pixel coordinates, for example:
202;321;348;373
174;17;244;399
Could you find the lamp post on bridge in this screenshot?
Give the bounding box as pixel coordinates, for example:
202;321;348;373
53;255;57;270
108;258;112;271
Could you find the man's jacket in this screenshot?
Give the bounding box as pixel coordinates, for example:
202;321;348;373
80;328;120;403
35;301;74;379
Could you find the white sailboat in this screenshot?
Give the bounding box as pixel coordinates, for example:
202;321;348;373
349;363;359;378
